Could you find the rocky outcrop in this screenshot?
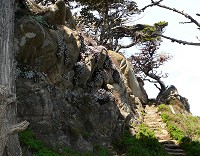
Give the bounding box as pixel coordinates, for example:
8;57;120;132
14;0;148;153
157;85;190;112
108;51;148;104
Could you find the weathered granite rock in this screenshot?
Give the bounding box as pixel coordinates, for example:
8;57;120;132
157;85;190;112
16;78;121;152
108;51;148;104
15;15;80;90
15;0;148;154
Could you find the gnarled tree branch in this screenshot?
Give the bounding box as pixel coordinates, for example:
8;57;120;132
141;0;164;11
115;42;136;52
158;34;200;46
142;0;200;28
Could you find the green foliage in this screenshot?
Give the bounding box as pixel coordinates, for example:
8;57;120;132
74;0;140;50
36;148;59;156
136;124;156;140
167;124;185;142
93;145;109;156
19;129;45;152
19;128;110;156
160;113;171;123
180;139;200;156
19;129;59;155
158;104;170;112
113;125;167;156
158;103;200;155
154;21;168;31
140;21;168;42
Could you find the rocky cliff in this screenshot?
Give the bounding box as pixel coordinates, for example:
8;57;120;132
14;0;148;154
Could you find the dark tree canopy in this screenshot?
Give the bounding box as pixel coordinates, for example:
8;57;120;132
74;0;141;50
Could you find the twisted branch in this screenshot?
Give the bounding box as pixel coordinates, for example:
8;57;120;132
158;34;200;46
142;1;200;46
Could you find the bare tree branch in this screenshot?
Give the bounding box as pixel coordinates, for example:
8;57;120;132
158;34;200;46
154;83;161;91
115;42;136;52
142;1;200;28
196;13;200;16
146;72;166;92
156;4;200;28
141;0;164;11
179;21;192;24
143;78;158;83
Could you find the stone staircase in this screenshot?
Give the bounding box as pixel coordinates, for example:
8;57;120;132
144;105;186;156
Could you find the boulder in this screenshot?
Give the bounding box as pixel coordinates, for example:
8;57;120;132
157;85;190;112
15;15;80;90
108;51;148;104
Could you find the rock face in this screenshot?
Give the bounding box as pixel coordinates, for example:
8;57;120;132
14;0;148;153
157;85;190;112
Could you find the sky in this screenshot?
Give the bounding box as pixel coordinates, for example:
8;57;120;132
128;0;200;116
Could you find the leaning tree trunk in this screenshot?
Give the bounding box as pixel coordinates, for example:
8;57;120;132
0;0;29;155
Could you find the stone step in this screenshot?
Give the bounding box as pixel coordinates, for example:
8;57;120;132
156;135;171;140
145;112;158;116
144;119;160;122
159;140;178;144
155;131;170;135
144;119;162;122
144;106;186;156
163;144;181;149
145;121;161;124
144;115;157;117
149;128;161;131
155;134;171;139
167;151;186;156
145;111;158;115
155;131;170;136
165;147;184;153
145;123;161;126
146;124;161;128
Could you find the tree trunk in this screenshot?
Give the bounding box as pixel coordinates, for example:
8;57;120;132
146;72;167;93
99;1;109;45
0;0;29;155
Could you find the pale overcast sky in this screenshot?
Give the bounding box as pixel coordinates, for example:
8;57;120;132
130;0;200;116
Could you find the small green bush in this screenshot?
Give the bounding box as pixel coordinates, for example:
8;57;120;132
19;129;60;155
19;129;45;152
36;148;59;156
158;104;170;112
19;129;110;156
167;124;185;142
113;125;167;156
161;113;171;123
